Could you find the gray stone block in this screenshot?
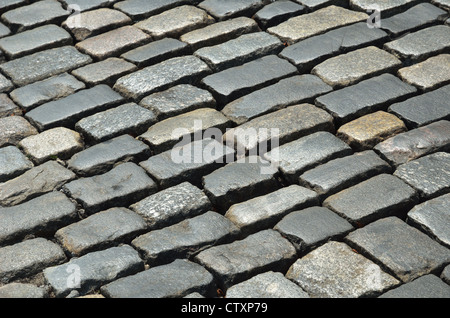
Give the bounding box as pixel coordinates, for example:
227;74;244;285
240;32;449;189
0;146;33;182
0;116;38;147
254;1;305;29
0;94;21;117
199;0;265;20
113;0;184;19
71;58;137;86
0;283;48;298
379;274;450;298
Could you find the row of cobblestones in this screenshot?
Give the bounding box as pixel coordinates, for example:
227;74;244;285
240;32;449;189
0;0;449;299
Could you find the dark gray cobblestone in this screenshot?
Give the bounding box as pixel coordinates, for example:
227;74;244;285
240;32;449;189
0;0;449;300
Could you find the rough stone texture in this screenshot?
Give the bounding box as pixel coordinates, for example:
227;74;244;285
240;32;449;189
0;94;21;117
71;58;137;86
350;0;419;15
0;146;33;182
286;241;400;298
0;116;38;147
442;265;450;285
346;217;450;282
254;1;305;29
199;0;265;20
379;274;450;298
113;0;185;19
0;283;48;298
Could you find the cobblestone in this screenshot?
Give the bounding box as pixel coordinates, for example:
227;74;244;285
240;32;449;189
0;116;38;147
379;274;450;298
0;146;33;182
0;94;21;117
0;283;48;298
254;1;305;29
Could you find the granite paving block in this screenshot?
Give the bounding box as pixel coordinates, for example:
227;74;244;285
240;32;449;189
0;46;92;87
63;162;157;214
0;116;38;147
75;103;156;143
139;138;235;189
398;54;450;91
139;84;216;120
267;5;368;44
113;0;183;19
67;134;150;177
130;182;212;230
225;271;309;298
374;120;450;166
71;58;137;86
254;1;305;29
0;146;33;182
379;274;450;298
337;111;407;150
75;26;151;60
194;31;283;71
0;238;66;283
407;194;450;248
55;207;147;257
286;241;400;298
195;229;297;288
350;0;419;16
394;152;450;200
0;161;76;207
222;75;333;125
135;5;215;40
296;0;347;10
346;217;450;282
225;185;319;235
275;207;354;252
132;211;239;265
9;73;85;111
44;245;144;297
0;192;77;246
223;104;334;155
311;46;402;88
0;93;21;117
199;0;266;20
25;84;124;131
384;25;450;62
180;16;260;50
114;55;211;101
388;84;450;128
0;24;72;59
323;174;418;225
100;259;216;298
202;156;280;212
138;108;230;154
0;283;47;298
315;73;417;125
201;55;298;104
299;150;392;199
263;131;353;184
62;0;120;12
0;73;13;93
18;127;84;164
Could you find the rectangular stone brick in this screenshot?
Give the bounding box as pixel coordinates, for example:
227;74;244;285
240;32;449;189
350;0;419;16
114;55;211;101
113;0;184;19
201;55;298;105
194;229;296;288
296;0;347;10
0;283;47;298
299;150;392;200
0;46;92;86
199;0;265;20
63;162;157;214
25;85;125;131
61;0;115;12
0;73;12;93
222;75;332;125
379;274;450;298
0;146;33;182
0;93;20;117
0;116;38;147
254;0;305;29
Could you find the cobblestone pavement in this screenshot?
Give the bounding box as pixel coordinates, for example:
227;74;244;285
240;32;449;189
0;0;449;299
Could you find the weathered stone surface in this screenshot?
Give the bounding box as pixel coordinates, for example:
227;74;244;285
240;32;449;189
442;265;450;285
350;0;419;15
0;74;13;93
67;134;150;177
0;45;91;87
113;0;184;19
286;241;400;298
132;211;239;265
0;161;76;207
299;150;392;199
9;73;85;111
254;1;305;29
195;229;296;288
275;207;354;252
139;84;216;120
44;245;144;297
114;55;211;101
346;216;450;282
139;138;235;189
63;162;157;214
0;192;77;246
374;120;450;167
201;55;298;104
130;182;212;230
394;152;450;200
0;283;47;298
61;0;114;12
432;0;450;10
0;116;38;147
225;271;309;298
311;46;402;88
297;0;346;9
199;0;265;20
0;94;21;117
379;274;450;298
323;174;418;225
101;259;216;298
336;111;407;150
0;146;33;182
267;5;368;43
75;103;156;143
0;0;27;13
72;58;137;86
264;131;353;183
225;185;319;235
315;73;417;125
407;194;450;248
18;127;84;164
25;85;124;131
55;208;148;257
0;238;66;283
135;5;214;40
